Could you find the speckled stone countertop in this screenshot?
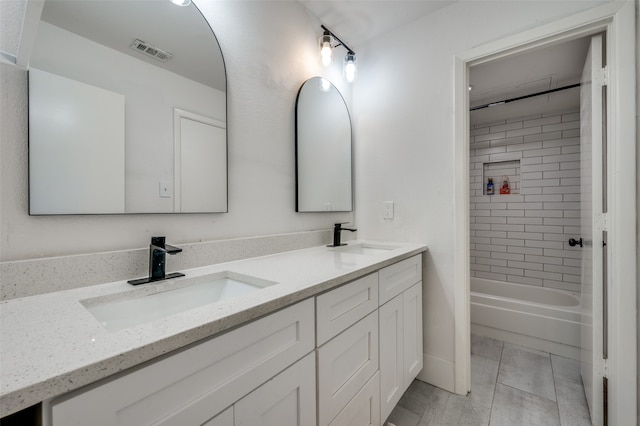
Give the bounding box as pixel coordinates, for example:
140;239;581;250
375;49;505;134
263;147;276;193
0;240;426;418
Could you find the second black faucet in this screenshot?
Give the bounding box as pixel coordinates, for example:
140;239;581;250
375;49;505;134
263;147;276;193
329;223;357;247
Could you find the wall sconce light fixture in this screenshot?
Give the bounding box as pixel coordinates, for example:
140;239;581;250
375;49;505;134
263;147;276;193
319;25;357;82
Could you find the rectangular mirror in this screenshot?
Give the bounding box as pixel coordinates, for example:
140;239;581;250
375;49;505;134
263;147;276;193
27;0;227;214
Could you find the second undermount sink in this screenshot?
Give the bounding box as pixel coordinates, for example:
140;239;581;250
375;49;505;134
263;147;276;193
333;243;396;255
81;272;276;332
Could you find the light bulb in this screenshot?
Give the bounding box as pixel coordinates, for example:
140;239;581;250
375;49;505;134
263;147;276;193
320;78;331;92
344;53;357;83
319;32;333;66
170;0;191;6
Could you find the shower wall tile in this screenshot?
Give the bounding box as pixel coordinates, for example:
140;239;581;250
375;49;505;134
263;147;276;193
470;110;582;294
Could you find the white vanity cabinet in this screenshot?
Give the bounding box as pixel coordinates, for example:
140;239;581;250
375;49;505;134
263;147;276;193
48;299;315;426
379;255;423;422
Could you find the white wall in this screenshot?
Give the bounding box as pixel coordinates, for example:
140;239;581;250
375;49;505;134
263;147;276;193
353;0;610;392
0;1;354;261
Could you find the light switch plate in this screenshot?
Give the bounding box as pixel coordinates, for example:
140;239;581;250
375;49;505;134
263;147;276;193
383;201;394;219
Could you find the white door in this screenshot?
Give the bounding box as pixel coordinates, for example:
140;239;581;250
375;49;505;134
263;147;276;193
579;33;606;426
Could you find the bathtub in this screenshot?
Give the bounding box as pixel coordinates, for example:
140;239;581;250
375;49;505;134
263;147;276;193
470;277;582;360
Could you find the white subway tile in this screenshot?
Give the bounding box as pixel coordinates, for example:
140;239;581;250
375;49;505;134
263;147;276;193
471;250;492;258
470;141;491;149
543;218;580;226
544;233;571;242
492;209;524;217
523;116;561;128
543;153;580;163
476;202;506;209
526;240;562;249
563;258;582;267
492;224;525;232
490;136;524;147
543;248;582;259
491;238;525;247
563;274;582;283
542;186;580;194
471;223;492;230
475;244;508;253
476;217;508;224
508;261;544;271
561;145;580;154
493;252;525;261
545;264;581;275
489;152;522;161
561;178;580;186
542;137;580;148
525;270;563;281
476;146;508;156
508;231;543;240
563;194;581;202
525;254;564;266
544;202;580;210
562;112;580;122
522;172;543;180
508;202;542;210
491;266;524;276
506;142;543;152
524;130;562;142
521;156;543;165
560;161;581;170
507;113;542;123
508;275;543;286
476;271;507;281
470;209;491;217
477;257;508;267
471;127;490;136
526;225;563;233
543;169;579;179
522;163;559;173
524;194;563;202
508;217;543;225
475;131;507;142
471;263;491;272
508;246;543;256
563;226;582;234
471;236;492;244
521;179;560;187
543;121;580;132
506;126;542;138
490;121;523;133
562;128;581;138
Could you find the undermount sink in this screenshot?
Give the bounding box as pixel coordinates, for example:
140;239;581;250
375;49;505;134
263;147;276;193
82;272;276;332
333;243;396;255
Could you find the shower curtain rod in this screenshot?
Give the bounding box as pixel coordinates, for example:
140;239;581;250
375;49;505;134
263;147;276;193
470;83;581;111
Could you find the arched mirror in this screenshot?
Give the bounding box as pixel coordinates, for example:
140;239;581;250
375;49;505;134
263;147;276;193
28;0;227;214
295;77;353;212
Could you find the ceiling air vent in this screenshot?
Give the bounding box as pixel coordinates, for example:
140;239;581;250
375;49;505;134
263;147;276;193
130;39;173;63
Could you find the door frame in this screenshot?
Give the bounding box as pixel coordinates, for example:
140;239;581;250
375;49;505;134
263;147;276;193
452;2;636;423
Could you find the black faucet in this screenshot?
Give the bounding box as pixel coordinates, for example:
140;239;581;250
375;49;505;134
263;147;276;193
128;236;185;285
328;223;357;247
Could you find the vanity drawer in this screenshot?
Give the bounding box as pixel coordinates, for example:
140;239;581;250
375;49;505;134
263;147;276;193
316;272;378;345
329;372;380;426
379;254;422;305
49;299;314;426
317;310;379;426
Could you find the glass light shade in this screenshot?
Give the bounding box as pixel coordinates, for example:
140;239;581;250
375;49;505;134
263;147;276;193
170;0;191;6
344;53;357;82
319;33;333;66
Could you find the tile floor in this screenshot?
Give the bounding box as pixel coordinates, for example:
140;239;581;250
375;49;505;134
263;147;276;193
386;335;592;426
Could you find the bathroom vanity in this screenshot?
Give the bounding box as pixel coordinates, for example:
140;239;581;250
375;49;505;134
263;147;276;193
0;241;426;425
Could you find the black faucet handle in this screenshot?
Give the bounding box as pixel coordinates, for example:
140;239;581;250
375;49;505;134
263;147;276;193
151;236;166;247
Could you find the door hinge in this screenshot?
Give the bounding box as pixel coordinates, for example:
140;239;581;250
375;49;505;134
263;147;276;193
602;358;609;377
595;66;609;86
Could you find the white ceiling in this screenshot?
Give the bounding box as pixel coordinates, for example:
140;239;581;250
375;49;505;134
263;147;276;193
300;0;456;47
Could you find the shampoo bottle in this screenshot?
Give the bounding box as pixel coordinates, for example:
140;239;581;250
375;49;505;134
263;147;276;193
486;178;495;195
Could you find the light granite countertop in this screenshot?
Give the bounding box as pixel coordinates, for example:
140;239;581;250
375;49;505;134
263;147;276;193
0;240;426;418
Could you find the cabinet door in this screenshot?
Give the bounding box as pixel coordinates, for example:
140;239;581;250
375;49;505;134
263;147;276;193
234;353;316;426
316;273;378;346
329;372;380;426
379;294;404;422
379;255;421;305
317;311;379;426
403;282;423;386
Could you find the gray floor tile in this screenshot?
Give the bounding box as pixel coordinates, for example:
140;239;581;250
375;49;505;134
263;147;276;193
498;343;556;401
471;334;504;362
470;354;499;408
397;380;449;417
490;384;560;426
418;393;490;426
385;404;421;426
555;377;592;426
550;354;582;385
